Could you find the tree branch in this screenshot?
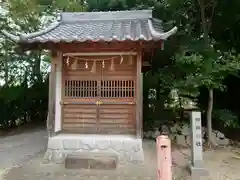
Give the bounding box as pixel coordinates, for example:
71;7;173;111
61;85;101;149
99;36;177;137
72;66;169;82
198;0;209;45
205;0;214;9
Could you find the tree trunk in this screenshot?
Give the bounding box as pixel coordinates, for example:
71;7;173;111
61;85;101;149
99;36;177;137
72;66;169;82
198;0;215;146
177;92;184;121
31;50;42;83
206;89;213;145
34;51;42;82
4;44;9;87
4;59;8;86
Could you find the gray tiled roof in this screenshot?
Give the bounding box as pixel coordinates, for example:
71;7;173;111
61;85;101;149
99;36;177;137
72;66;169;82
2;10;178;43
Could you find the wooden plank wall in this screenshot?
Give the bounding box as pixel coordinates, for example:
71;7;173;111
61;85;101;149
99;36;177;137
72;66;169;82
62;104;98;133
98;104;135;134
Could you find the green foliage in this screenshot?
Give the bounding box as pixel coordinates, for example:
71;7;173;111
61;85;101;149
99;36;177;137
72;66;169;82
213;109;240;128
53;0;87;12
174;48;240;92
87;0;156;11
0;80;48;129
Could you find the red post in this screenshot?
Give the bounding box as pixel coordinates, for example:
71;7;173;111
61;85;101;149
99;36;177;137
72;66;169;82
156;135;172;180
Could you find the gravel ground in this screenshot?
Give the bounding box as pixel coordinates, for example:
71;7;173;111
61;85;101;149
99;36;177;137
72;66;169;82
3;140;158;180
0;129;48;179
1;129;240;180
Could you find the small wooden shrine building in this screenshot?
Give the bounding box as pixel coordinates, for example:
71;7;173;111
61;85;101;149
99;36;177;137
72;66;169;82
3;10;177;163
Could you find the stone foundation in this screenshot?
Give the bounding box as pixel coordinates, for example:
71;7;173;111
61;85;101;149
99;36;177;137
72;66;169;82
44;134;144;164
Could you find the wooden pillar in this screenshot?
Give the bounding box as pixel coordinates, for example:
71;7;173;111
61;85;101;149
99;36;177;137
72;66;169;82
140;72;143;137
55;52;62;133
136;52;143;138
47;51;57;137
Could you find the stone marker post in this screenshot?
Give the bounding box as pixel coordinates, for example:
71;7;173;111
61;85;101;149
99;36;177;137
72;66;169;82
189;110;208;178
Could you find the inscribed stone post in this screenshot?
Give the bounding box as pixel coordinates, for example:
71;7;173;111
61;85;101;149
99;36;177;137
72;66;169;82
189;111;208;177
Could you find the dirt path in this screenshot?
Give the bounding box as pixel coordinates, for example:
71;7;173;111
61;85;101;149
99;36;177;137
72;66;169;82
1;129;240;180
0;129;48;179
2;140;158;180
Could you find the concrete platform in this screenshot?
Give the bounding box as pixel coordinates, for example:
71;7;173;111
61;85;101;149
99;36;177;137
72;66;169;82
44;134;144;164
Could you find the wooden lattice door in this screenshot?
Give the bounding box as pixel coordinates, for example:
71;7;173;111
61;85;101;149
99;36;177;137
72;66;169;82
98;56;137;134
62;56;136;134
62;58;101;133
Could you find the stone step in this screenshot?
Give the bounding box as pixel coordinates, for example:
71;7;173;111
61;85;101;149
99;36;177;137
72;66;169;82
65;152;118;170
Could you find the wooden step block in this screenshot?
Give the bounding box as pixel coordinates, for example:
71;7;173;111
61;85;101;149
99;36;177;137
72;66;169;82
65;152;118;170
